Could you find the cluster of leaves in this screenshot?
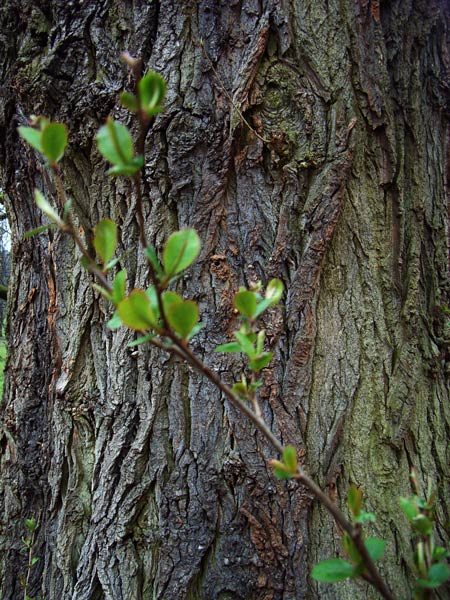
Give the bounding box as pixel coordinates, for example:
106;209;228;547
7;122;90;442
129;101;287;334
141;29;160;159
400;471;450;597
21;518;39;600
215;279;284;394
312;485;386;584
312;478;450;596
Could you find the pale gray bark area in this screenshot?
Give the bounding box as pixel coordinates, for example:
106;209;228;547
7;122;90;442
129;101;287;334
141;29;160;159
0;1;449;599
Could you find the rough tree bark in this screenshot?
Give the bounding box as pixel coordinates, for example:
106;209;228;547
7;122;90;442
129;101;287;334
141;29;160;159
0;1;449;599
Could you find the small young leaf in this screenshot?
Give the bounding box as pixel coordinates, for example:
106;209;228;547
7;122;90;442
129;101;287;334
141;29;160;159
117;290;157;330
127;333;156;347
25;518;37;533
112;270;127;305
215;342;242;353
234;331;256;358
231;382;248;396
400;497;419;521
107;156;144;177
94;219;118;266
186;322;204;341
18;126;43;152
163;229;201;276
265;279;284;304
342;534;362;564
41;122;68;163
96;119;134;165
347;484;363;517
256;330;265;355
354;511;376;524
166;300;199;339
24;224;57;238
145;244;164;277
31;557;39;566
138;72;167;116
282;445;297;473
34;190;64;226
311;559;356;582
433;547;450;561
249;351;273;371
120;91;139;112
254;298;272;318
161;291;182;313
107;311;122;330
269;459;296;480
234;290;257;318
417;563;450;589
412;514;433;535
364;538;386;563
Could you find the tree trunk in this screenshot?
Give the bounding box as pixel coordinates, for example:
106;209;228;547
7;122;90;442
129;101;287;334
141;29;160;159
0;1;449;599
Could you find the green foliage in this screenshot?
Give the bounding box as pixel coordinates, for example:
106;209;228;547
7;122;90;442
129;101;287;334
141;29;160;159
34;190;63;226
269;445;298;480
93;219;118;268
117;290;157;331
162;228;200;278
138;71;166;116
312;558;356;582
96;118;143;176
19;120;68;165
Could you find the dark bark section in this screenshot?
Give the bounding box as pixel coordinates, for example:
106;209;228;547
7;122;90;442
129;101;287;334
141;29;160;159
0;1;449;599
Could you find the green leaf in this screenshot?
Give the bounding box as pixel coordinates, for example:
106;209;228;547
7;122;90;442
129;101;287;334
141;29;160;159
282;445;297;473
107;156;144;177
31;556;39;565
117;290;157;330
24;224;57;238
364;538;386;562
417;563;450;589
342;534;362;564
249;351;273;371
400;497;419;521
311;558;356;582
112;270;127;305
412;514;433;535
96;119;134;165
248;380;263;394
163;229;201;276
34;190;64;226
127;333;156;347
145;244;164;278
347;484;363;517
25;518;37;533
265;279;284;305
18;126;43;152
231;382;248;396
254;298;272;318
138;72;167;116
270;460;296;480
107;311;122;330
41;123;68;163
433;547;450;561
234;331;256;358
234;290;257;318
161;291;182;313
215;342;242;353
94;219;118;266
256;330;265;355
166;300;199;339
354;511;376;523
186;322;204;341
120;91;139;112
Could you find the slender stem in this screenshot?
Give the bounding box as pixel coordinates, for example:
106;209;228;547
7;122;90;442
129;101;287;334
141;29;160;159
23;530;35;600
